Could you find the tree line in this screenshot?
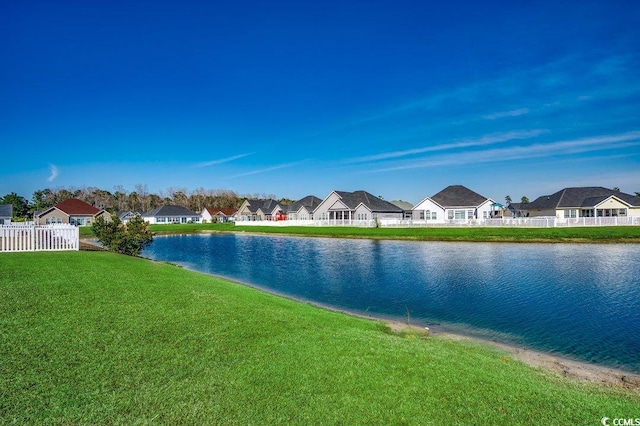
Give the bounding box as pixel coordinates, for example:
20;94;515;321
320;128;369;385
0;185;293;220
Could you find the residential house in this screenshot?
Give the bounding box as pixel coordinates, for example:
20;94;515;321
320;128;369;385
116;211;142;224
523;187;640;218
235;199;283;221
412;185;497;223
506;202;526;218
201;207;238;223
0;204;13;224
36;198;111;226
286;195;322;220
142;205;201;224
314;190;404;222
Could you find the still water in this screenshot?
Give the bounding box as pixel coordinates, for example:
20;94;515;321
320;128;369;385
142;234;640;373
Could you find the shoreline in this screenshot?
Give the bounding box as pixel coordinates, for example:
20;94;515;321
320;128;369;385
384;320;640;390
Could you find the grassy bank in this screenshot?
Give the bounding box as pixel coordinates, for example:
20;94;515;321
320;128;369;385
231;224;640;242
80;222;640;242
1;251;638;424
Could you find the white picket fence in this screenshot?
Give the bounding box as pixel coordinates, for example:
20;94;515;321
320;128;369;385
0;224;79;252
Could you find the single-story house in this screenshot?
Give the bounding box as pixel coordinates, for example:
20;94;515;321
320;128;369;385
286;195;322;220
523;187;640;218
0;204;12;224
314;190;404;221
116;211;142;224
506;202;526;218
412;185;497;223
36;198;111;226
236;199;283;221
201;207;237;223
142;205;201;224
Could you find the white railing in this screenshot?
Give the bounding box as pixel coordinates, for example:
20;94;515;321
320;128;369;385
0;224;79;252
235;219;375;227
235;216;640;228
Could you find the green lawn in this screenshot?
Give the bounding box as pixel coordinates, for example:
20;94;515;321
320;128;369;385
80;222;640;242
1;251;638;424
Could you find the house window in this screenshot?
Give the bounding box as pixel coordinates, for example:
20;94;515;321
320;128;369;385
431;212;437;220
564;209;577;218
425;210;430;220
454;210;465;220
619;209;627;216
448;210;454;220
467;210;474;220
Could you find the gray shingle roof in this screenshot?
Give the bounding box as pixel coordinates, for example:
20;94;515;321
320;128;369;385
0;204;13;217
142;205;199;217
244;199;281;214
430;185;490;208
334;191;404;212
527;187;640;210
287;195;322;213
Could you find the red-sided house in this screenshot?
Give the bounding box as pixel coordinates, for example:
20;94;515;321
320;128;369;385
36;198;111;226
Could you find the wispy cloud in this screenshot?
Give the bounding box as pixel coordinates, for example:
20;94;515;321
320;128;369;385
228;160;309;178
482;108;529;120
47;164;59;182
194;152;254;168
369;131;640;173
345;130;547;164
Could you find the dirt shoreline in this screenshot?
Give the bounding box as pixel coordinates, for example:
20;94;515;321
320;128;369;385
385;320;640;390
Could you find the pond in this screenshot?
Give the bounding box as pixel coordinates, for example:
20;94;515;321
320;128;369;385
142;234;640;373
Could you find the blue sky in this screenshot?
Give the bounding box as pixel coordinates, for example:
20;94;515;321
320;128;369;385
2;0;639;204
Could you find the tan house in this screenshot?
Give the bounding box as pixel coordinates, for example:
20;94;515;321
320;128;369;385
236;199;283;221
36;198;111;226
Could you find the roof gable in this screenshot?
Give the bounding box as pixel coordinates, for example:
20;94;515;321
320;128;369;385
528;187;640;209
143;205;198;217
203;207;237;216
243;199;281;213
334;190;403;212
287;195;322;213
431;185;490;208
54;198;100;215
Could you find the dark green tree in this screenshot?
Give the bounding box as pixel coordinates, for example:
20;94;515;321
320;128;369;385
92;215;154;256
505;195;512;205
521;196;530;204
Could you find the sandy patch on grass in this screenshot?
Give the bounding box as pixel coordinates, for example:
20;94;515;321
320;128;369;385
384;320;640;390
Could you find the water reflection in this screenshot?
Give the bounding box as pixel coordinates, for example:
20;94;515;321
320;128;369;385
143;234;640;373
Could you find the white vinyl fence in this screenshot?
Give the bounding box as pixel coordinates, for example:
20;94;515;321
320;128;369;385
0;224;79;252
235;216;640;228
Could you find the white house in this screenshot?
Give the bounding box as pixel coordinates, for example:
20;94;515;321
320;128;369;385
314;190;404;222
201;207;237;223
524;187;640;218
141;205;200;224
412;185;496;223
